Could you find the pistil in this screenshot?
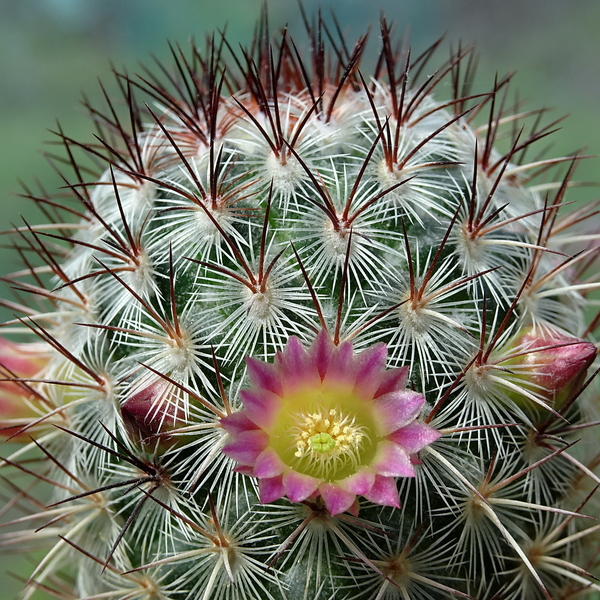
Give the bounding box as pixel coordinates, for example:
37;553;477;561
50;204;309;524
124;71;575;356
291;408;366;479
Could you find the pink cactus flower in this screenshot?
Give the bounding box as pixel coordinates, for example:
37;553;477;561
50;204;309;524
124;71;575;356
0;338;51;440
221;331;440;516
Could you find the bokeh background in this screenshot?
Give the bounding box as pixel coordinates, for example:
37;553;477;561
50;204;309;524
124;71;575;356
1;0;599;597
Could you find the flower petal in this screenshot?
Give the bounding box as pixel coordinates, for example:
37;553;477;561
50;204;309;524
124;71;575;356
246;357;283;396
337;468;376;495
363;475;400;508
373;366;409;398
278;336;321;392
259;476;285;503
388;421;441;453
222;430;269;466
311;330;335;380
239;388;282;429
254;447;286;478
220;411;259;436
372;440;415;477
282;470;320;502
372;390;424;436
353;343;387;399
323;340;355;387
319;482;356;515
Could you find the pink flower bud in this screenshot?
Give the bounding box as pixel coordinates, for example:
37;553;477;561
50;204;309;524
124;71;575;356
0;338;51;440
121;379;186;445
500;326;596;409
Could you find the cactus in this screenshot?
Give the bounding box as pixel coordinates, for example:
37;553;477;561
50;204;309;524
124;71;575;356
1;10;600;600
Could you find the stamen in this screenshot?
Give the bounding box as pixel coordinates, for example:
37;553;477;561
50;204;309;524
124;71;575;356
291;407;366;479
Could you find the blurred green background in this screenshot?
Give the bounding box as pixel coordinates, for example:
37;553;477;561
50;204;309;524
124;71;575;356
1;0;599;598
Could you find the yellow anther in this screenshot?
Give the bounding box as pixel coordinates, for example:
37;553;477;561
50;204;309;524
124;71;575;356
291;406;367;479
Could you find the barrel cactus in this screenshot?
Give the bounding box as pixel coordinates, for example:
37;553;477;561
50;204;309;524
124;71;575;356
1;10;600;600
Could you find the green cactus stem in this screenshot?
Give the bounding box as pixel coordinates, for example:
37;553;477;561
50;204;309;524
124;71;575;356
1;9;599;600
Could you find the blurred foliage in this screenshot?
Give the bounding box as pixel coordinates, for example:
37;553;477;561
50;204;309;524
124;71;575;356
1;1;599;598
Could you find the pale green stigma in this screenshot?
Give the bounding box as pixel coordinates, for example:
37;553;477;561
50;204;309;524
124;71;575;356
291;407;367;475
309;432;337;453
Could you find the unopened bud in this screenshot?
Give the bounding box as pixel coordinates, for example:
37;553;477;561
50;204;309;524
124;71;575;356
121;379;186;445
0;338;52;440
500;326;596;410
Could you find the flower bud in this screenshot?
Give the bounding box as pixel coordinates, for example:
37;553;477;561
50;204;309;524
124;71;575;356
121;379;186;445
0;338;51;440
500;326;596;410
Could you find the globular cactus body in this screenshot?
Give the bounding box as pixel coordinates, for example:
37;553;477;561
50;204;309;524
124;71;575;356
1;12;600;600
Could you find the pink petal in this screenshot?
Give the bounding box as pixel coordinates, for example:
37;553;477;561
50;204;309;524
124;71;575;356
319;482;357;515
363;475;400;508
239;388;281;429
373;366;409;398
388;421;441;453
222;430;269;466
311;330;335;380
353;343;387;399
254;447;286;478
372;390;424;436
337;468;376;495
278;336;321;391
246;357;283;396
259;475;285;503
282;470;320;502
323;340;356;387
220;411;259;435
372;440;415;477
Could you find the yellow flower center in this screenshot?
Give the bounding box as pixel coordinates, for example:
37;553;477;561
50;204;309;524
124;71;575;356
294;409;363;455
290;407;367;478
269;382;379;481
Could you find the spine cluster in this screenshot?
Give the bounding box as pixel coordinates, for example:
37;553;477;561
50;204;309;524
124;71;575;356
1;11;599;600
